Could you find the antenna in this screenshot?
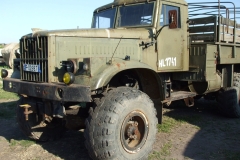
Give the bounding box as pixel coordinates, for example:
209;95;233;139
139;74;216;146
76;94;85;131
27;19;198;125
109;36;123;64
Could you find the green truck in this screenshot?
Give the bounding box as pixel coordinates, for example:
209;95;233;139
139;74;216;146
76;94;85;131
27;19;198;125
1;0;240;159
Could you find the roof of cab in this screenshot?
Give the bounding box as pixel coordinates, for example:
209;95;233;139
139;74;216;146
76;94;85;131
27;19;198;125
94;0;187;13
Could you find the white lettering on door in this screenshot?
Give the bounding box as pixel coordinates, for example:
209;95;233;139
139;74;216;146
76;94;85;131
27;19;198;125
158;57;177;68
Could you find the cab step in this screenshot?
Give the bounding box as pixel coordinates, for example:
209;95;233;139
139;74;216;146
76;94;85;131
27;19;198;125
162;91;197;107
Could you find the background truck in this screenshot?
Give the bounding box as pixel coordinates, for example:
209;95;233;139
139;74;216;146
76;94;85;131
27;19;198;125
0;49;4;64
1;0;240;159
1;43;20;68
0;43;6;65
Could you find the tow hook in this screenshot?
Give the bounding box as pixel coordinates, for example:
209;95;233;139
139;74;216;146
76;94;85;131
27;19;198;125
19;104;33;121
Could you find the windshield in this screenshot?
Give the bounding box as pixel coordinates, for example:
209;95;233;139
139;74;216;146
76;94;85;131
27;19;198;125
92;2;155;28
92;8;116;28
117;3;154;27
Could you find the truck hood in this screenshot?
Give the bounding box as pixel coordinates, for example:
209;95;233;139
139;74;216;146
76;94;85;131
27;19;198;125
29;28;154;40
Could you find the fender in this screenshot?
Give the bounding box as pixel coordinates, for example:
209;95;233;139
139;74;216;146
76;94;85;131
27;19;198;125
90;58;164;124
90;58;155;90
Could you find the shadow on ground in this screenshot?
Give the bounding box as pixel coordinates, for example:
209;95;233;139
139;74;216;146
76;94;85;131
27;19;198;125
163;98;240;160
0;100;91;160
38;130;91;160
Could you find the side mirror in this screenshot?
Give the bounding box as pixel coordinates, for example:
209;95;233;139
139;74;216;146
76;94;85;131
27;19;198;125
155;10;178;38
169;10;178;29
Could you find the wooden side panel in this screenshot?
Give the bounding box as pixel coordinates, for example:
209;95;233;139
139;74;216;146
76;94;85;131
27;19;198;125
237;24;240;28
189;16;217;42
219;25;240;35
220;34;240;43
189;16;240;43
219;22;240;43
189;16;216;25
190;34;215;41
220;17;235;27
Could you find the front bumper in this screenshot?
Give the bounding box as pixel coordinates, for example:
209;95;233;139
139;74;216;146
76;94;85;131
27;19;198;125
3;78;91;102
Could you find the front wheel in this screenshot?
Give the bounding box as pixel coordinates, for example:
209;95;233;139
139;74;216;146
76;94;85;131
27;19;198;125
84;87;157;160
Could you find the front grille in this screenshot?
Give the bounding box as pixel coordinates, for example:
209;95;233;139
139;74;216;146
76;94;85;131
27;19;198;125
20;36;48;82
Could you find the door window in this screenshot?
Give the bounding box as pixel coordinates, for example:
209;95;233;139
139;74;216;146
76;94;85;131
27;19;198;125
160;4;181;28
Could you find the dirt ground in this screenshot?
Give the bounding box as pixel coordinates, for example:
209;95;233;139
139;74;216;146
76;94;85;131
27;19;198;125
0;98;240;160
153;100;240;160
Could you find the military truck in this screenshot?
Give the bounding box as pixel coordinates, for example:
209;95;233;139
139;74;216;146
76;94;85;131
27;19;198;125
0;49;4;64
1;0;240;159
0;44;6;64
1;43;20;68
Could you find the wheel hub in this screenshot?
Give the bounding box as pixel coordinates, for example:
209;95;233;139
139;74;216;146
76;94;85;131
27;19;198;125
127;121;139;140
121;111;149;154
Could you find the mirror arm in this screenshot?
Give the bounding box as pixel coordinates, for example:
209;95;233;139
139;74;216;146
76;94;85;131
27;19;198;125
155;24;169;39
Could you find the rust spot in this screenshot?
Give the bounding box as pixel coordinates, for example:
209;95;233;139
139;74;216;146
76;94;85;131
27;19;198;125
116;63;121;69
43;87;50;96
43;90;48;96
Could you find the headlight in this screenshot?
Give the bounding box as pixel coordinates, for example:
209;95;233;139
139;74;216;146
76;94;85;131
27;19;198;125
1;69;8;78
61;60;77;74
63;72;75;85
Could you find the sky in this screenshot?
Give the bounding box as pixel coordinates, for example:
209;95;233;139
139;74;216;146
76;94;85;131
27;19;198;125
0;0;239;43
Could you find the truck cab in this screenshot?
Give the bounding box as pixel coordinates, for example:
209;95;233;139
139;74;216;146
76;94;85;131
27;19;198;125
92;0;189;71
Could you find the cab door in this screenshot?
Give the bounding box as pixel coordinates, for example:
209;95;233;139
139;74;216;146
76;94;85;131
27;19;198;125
157;2;189;71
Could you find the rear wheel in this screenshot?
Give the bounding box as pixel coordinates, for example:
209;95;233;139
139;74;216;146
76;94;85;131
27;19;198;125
233;73;240;102
216;87;240;118
84;87;157;160
17;97;66;141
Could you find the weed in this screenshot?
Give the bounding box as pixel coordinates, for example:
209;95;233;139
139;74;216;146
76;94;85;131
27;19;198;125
0;65;10;70
10;139;18;146
10;139;35;147
148;151;161;160
148;142;172;160
193;125;201;130
158;116;178;133
0;101;17;119
161;142;172;156
158;115;202;133
0;81;19;100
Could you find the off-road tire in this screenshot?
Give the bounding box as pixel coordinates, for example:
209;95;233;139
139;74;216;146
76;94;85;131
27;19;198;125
233;73;240;101
17;97;66;141
216;87;240;118
84;87;157;160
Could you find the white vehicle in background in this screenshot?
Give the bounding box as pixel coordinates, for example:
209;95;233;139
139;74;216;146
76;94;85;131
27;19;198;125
1;43;19;68
0;49;4;64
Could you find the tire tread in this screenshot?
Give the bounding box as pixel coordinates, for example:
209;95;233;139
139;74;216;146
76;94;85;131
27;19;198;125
84;87;157;160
